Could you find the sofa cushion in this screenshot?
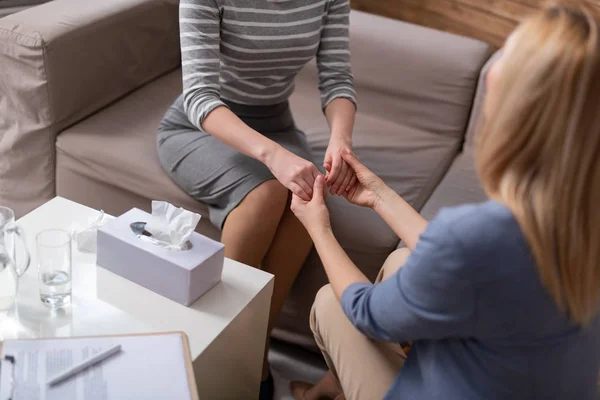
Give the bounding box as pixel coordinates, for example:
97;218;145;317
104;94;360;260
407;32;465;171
417;52;503;224
346;12;490;137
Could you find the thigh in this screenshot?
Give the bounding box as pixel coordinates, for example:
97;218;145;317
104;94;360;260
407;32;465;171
311;285;405;400
157;98;275;229
157;97;318;229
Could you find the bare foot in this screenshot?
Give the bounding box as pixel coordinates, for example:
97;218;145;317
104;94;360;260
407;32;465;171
290;370;343;400
290;381;313;400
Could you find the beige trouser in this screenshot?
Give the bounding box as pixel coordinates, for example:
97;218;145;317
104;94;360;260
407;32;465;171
310;248;411;400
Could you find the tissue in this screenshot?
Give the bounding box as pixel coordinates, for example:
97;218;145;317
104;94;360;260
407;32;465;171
71;210;115;253
144;201;201;250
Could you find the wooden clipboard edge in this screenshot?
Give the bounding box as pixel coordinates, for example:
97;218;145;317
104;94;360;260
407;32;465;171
179;331;200;400
0;331;199;400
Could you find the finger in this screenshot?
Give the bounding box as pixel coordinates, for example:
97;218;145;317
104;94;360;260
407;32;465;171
347;174;357;191
297;177;314;198
303;166;318;190
340;149;364;172
289;182;311;202
312;175;326;203
327;157;341;187
290;194;301;213
313;169;327;190
291;193;301;205
323;152;332;175
312;169;321;182
344;183;358;202
338;165;353;195
331;161;348;195
324;153;332;168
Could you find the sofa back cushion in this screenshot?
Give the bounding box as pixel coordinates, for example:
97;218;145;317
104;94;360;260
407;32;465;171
0;0;179;216
348;12;490;139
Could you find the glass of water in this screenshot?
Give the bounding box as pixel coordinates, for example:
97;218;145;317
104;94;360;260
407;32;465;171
36;229;72;307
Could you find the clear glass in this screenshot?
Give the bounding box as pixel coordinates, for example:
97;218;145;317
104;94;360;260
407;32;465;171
36;229;72;308
0;207;30;312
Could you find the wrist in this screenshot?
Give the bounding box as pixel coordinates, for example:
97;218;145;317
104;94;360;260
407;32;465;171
308;223;334;241
330;131;352;145
257;140;280;166
373;184;392;212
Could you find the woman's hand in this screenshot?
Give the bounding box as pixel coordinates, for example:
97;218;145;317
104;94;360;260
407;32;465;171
265;145;321;201
340;149;387;208
291;175;331;235
324;137;357;196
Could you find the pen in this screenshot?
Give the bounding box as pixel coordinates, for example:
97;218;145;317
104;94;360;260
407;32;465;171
47;344;122;386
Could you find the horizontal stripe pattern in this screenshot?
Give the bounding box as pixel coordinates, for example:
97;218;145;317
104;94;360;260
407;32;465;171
180;0;356;129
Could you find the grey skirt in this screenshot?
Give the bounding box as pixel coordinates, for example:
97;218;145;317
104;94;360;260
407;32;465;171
157;94;315;229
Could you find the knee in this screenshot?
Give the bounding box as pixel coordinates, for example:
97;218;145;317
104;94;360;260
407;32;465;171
249;179;289;213
377;248;411;283
388;248;410;265
310;284;337;334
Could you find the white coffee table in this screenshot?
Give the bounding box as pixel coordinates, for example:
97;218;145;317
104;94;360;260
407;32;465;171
0;197;274;399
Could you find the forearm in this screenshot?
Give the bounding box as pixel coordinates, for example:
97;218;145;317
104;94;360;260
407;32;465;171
201;106;278;163
311;227;369;300
374;187;428;250
324;98;356;142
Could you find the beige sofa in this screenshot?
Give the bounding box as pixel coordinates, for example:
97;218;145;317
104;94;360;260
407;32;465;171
0;0;492;355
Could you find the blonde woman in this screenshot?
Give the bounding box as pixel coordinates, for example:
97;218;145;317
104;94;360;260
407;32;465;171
290;4;600;400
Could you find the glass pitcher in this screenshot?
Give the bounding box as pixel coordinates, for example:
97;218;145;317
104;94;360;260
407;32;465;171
0;207;31;312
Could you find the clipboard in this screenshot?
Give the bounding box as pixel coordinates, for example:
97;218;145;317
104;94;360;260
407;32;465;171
0;331;199;400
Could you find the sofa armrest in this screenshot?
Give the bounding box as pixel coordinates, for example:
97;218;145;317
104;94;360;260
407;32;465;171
0;0;180;217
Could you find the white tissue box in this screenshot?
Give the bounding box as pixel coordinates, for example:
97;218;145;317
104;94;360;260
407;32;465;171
97;208;224;306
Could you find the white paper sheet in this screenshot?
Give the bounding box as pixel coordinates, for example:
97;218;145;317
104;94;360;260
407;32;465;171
0;333;192;400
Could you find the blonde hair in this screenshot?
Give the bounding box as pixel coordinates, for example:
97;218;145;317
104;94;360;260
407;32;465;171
476;3;600;325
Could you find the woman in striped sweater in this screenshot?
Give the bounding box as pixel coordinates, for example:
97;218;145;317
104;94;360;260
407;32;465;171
157;0;357;397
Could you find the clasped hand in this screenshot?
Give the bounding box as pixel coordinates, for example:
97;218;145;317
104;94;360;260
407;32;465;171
291;149;386;234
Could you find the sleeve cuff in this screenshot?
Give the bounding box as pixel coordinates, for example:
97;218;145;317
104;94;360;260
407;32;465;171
340;281;372;322
196;99;229;129
322;92;358;113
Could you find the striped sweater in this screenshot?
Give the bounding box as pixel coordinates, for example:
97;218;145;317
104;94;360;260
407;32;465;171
180;0;357;129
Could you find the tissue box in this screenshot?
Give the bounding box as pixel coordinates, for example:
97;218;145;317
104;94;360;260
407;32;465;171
97;208;224;306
